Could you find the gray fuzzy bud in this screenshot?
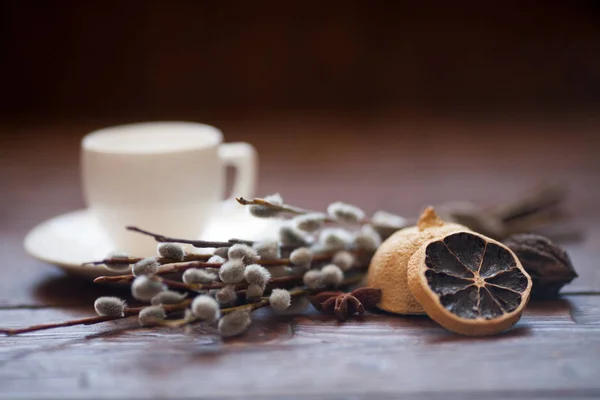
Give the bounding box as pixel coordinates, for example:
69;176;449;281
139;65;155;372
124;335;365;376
327;201;365;224
269;289;291;312
157;243;185;261
319;228;353;251
227;244;260;264
132;257;160;277
302;270;322;289
213;247;229;259
216;284;237;304
103;251;131;273
248;193;284;218
94;296;126;317
243;264;271;287
131;276;166;301
279;224;309;246
293;213;327;232
191;295;220;323
289;247;313;268
219;259;246;284
245;284;265;301
182;268;217;285
371;210;407;238
207;255;226;264
218;310;252;337
321;264;344;287
253;240;279;260
353;225;382;252
150;290;188;305
332;251;355;271
138;305;166;326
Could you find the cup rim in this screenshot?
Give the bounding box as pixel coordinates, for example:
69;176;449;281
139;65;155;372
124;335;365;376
82;121;223;154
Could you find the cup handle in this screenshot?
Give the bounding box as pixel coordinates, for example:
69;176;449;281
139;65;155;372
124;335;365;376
218;142;258;199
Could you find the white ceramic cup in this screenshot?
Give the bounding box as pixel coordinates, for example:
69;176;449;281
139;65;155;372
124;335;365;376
81;121;257;255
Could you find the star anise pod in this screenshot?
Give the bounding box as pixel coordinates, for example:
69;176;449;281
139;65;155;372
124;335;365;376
504;233;578;299
309;287;382;321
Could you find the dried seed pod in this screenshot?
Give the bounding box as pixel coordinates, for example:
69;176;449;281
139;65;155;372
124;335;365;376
150;290;188;305
243;264;271;287
269;289;291;312
138;305;166;326
227;244;260;264
253;240;279;260
191;295;220;323
504;234;577;298
157;243;185;261
293;213;327;232
219;259;246;284
321;264;344;287
94;296;126;317
182;268;217;284
327;201;365;224
218;310;252;337
131;276;166;302
132;257;160;277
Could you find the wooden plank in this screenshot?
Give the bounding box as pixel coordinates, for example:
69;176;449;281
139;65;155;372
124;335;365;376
1;296;599;399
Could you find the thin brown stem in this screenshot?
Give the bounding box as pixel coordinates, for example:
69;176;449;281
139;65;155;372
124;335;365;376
0;300;192;335
126;226;243;248
93;252;342;284
83;253;211;267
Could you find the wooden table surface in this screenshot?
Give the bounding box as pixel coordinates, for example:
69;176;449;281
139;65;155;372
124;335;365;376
1;113;599;399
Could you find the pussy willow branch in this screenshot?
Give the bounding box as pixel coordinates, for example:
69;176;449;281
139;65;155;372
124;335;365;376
126;226;248;248
2;273;366;335
236;197;371;224
84;253;211;267
235;197;317;216
0;299;192;335
93;252;345;284
156;275;365;328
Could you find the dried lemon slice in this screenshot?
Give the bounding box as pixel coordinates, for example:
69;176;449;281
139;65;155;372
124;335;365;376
408;231;532;335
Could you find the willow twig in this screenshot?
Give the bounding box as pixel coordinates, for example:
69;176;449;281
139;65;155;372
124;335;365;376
126;226;244;248
84;253;211;267
0;300;192;335
236;197;317;216
92;252;344;284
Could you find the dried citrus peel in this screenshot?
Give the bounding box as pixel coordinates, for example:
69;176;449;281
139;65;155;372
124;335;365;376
367;207;468;314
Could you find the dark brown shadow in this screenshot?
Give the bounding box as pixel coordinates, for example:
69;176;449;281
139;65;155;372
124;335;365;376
33;274;133;309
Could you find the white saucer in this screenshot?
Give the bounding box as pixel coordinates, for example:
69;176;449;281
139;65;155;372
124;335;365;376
24;202;282;280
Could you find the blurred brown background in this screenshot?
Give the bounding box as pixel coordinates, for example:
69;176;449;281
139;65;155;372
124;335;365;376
1;0;599;118
1;1;599;221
